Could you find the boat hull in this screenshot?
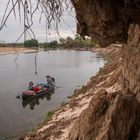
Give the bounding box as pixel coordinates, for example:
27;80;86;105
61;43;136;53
22;86;55;100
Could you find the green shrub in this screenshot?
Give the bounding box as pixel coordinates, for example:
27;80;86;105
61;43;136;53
74;34;82;44
82;39;95;47
44;110;55;122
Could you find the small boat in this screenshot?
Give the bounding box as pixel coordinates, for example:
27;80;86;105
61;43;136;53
22;90;55;109
22;85;55;100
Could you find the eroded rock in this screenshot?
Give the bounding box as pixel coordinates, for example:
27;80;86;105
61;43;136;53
69;91;140;140
72;0;140;47
121;24;140;96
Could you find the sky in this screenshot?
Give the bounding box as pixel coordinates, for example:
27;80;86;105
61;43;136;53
0;0;77;43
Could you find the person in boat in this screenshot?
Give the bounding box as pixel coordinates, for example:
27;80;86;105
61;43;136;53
29;81;34;91
37;83;49;90
46;75;55;87
43;83;49;89
34;85;39;93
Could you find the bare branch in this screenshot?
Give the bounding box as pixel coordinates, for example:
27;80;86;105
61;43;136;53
1;0;74;42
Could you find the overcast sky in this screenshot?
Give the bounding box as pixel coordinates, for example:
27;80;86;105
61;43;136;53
0;0;77;43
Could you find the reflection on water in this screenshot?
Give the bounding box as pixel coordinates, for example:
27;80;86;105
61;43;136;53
0;50;106;137
22;91;55;110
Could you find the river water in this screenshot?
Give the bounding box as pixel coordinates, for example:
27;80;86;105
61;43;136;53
0;50;105;138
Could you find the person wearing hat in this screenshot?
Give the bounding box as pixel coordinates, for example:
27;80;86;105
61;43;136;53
46;75;54;87
29;81;34;91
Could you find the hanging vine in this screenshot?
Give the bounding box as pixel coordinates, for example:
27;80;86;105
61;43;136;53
0;0;74;40
0;0;74;74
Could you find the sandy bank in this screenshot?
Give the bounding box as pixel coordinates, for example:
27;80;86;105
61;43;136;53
0;47;37;55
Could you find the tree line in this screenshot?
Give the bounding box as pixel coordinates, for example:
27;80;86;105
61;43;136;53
0;35;95;48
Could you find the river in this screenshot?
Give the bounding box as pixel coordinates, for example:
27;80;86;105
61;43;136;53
0;50;106;138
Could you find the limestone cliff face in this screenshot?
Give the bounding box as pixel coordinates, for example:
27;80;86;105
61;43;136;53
72;0;140;47
69;0;140;140
69;90;140;140
121;24;140;96
68;28;140;139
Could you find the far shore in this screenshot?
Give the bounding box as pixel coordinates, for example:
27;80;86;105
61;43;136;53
0;44;122;55
0;47;38;55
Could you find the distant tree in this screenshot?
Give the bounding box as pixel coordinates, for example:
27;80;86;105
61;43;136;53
0;40;6;47
66;37;73;43
74;34;82;42
59;38;65;44
52;40;58;46
43;42;48;48
24;39;39;47
44;40;58;48
73;34;95;47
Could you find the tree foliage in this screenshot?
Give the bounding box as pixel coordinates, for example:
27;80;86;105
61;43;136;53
66;37;73;43
43;40;58;48
58;35;95;48
59;38;65;44
24;39;39;47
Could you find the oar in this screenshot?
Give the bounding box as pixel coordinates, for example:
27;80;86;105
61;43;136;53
16;94;21;99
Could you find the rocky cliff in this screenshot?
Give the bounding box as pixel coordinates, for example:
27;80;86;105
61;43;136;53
72;0;140;47
21;1;140;140
69;0;140;140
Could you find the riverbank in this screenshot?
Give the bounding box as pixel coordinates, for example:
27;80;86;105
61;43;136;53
0;47;37;55
18;44;121;140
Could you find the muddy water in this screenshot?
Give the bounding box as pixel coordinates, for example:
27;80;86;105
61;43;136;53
0;50;105;138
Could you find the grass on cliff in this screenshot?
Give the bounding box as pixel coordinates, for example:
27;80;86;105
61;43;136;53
44;110;55;123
